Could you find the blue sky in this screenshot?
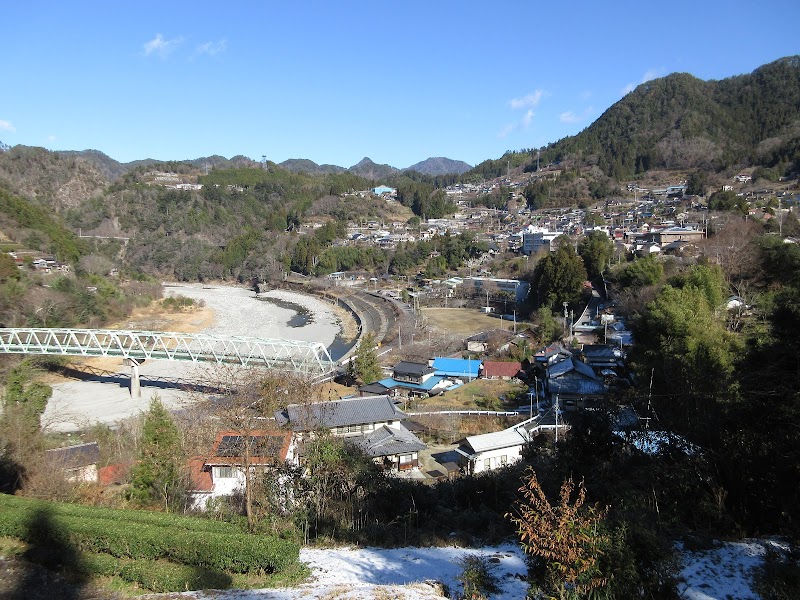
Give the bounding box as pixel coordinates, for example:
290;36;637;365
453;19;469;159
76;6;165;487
2;1;798;169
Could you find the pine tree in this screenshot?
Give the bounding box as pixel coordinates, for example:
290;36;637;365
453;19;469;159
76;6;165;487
129;397;185;511
353;332;382;384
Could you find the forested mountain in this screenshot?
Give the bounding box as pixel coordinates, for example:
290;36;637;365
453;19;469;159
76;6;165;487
468;56;800;182
0;146;109;210
279;158;347;174
280;156;472;176
348;157;398;180
406;156;472;175
558;56;800;179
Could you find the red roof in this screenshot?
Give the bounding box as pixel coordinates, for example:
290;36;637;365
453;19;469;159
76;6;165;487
98;462;133;486
187;457;213;492
481;361;522;378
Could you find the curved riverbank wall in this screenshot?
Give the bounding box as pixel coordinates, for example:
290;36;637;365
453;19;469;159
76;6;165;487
278;281;363;365
274;281;401;365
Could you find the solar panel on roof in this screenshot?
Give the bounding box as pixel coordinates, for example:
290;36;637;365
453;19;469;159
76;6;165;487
216;435;285;457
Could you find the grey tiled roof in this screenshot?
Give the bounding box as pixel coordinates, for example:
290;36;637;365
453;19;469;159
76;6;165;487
393;361;434;377
277;395;406;430
350;425;426;457
549;376;607;396
46;442;100;469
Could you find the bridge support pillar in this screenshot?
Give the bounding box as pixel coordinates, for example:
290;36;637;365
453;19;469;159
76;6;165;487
128;358;141;398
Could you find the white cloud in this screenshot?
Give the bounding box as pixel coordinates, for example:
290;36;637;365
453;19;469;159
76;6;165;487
522;109;535;128
47;135;56;142
509;90;544;109
622;68;663;95
497;124;515;139
0;120;16;133
196;39;227;56
641;69;659;83
560;111;579;124
559;106;594;124
142;33;184;58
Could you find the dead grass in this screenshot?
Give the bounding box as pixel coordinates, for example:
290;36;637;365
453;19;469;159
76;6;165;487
421;379;527;410
44;300;215;380
421;308;513;337
105;300;215;334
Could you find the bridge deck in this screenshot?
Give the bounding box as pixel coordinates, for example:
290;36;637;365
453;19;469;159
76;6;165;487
0;328;335;376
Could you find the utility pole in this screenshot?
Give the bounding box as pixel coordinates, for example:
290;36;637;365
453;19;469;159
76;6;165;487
554;394;559;443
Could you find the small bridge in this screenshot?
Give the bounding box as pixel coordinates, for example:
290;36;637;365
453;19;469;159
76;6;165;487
0;328;335;396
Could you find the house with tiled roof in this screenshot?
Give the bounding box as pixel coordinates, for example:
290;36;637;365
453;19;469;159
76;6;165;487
275;395;426;472
358;360;453;398
480;361;522;380
546;357;607;411
46;442;100;483
189;430;294;509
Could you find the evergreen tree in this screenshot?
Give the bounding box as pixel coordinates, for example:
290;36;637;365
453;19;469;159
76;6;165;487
577;231;614;280
531;238;587;311
353;332;382;384
129;397;185;510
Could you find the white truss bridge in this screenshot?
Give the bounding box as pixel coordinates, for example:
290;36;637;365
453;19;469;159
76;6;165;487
0;328;336;376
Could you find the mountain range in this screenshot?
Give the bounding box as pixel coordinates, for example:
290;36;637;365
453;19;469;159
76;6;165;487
1;55;798;206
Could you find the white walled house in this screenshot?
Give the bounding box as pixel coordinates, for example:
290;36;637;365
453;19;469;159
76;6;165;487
275;395;426;472
456;429;526;474
189;430;294;510
46;442;100;483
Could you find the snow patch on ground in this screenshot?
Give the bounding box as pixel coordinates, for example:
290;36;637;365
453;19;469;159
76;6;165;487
676;538;790;600
154;544;529;600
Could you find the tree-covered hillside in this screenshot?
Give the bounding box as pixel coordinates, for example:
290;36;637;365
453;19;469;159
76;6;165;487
548;56;800;179
467;56;800;182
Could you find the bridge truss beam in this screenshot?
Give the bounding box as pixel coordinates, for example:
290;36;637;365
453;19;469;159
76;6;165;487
0;328;335;376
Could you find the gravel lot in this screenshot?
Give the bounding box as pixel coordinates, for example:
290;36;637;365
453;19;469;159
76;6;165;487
42;284;343;432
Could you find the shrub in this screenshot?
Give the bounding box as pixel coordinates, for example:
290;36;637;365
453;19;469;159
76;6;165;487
0;494;299;574
456;555;500;600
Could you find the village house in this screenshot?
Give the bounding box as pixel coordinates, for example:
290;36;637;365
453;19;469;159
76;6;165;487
359;361;453;398
456;413;568;474
275;396;426;472
480;361;522;380
546;357;607;411
188;430;294;510
46;442;100;483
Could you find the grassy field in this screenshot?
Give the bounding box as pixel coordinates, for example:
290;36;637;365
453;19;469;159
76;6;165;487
417;379;528;410
421;308;516;337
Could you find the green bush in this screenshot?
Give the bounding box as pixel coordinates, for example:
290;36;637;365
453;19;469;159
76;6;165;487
0;493;234;533
0;495;299;574
119;560;232;592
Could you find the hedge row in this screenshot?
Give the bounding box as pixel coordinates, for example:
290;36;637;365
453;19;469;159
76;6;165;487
0;493;237;533
0;495;299;574
84;553;232;592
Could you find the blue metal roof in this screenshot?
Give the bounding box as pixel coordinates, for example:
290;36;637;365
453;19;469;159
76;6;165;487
376;376;447;391
432;358;481;378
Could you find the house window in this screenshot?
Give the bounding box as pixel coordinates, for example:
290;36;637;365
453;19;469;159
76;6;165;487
483;458;492;470
399;454;412;464
215;467;236;478
500;455;508;465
